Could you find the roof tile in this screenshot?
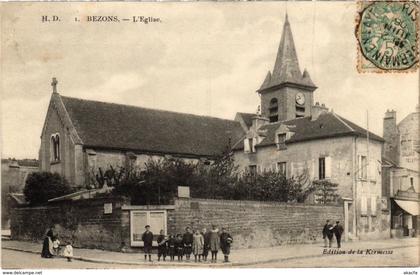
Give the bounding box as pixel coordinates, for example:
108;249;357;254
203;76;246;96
61;96;245;157
233;112;383;150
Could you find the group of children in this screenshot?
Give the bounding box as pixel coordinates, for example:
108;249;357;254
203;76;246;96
142;224;233;263
41;226;74;261
50;236;74;261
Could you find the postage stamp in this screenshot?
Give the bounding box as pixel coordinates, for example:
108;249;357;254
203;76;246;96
356;1;419;73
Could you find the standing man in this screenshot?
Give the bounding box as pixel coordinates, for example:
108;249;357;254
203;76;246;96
326;222;334;248
182;227;194;261
219;227;233;263
142;225;154;262
322;220;331;248
333;221;344;248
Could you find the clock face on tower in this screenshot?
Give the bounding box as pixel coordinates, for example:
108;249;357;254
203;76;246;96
295;92;305;105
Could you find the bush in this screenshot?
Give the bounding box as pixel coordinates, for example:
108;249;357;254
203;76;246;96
101;152;315;204
23;172;73;205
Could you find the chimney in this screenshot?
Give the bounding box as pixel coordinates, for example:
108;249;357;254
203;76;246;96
251;115;269;130
311;102;329;121
383;109;400;165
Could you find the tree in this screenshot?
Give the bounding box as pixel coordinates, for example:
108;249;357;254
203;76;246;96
98;153;315;204
109;158;197;205
23;172;73;205
235;171;313;203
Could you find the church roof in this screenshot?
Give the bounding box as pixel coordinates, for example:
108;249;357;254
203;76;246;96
235;112;255;129
232;112;384;150
60;96;245;158
258;15;316;92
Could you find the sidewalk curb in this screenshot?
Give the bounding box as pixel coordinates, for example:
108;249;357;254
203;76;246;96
2;246;230;267
3;243;417;267
232;244;418;267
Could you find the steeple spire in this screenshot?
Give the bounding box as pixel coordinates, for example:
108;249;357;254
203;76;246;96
271;14;302;86
257;14;316;92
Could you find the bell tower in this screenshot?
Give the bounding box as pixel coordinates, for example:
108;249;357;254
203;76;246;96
257;14;317;122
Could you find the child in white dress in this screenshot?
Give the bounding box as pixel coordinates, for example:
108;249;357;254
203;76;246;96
52;237;60;256
63;241;73;262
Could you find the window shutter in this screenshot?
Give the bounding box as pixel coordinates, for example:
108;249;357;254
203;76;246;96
357;155;362;179
309;159;315;180
290;162;295;177
369;160;377;181
253;137;257;152
325;156;332;178
244;139;250;153
361;196;367;215
371;196;377;215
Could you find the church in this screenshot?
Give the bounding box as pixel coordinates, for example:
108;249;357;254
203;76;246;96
38;15;389;240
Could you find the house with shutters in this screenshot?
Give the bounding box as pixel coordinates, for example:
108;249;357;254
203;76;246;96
231;15;388;240
382;107;419;238
37;15;389;241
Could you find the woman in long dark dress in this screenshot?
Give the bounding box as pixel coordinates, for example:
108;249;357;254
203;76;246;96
41;227;54;258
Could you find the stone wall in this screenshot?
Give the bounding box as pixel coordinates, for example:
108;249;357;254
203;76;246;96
11;196;344;251
167;198;344;249
10;197;126;251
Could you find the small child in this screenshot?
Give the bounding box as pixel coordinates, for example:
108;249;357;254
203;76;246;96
157;229;167;262
63;240;73;262
167;234;176;261
142;225;154;262
220;227;233;263
52;237;61;256
175;234;184;261
182;227;193;261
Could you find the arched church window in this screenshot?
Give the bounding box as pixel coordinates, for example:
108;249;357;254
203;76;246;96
269;98;278;122
50;133;60;162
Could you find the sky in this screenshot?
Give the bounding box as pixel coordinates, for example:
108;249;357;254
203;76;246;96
1;2;419;160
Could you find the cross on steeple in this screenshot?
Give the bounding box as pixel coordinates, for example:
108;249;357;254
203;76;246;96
51;77;58;93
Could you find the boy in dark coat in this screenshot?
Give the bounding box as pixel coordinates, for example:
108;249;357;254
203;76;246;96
182;227;193;261
142;225;154;262
156;229;167;261
219;227;233;263
175;234;184;261
333;221;344;248
167;234;176;261
322;220;331;248
202;228;210;261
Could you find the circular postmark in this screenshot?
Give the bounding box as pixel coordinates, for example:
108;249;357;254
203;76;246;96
357;1;419;71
